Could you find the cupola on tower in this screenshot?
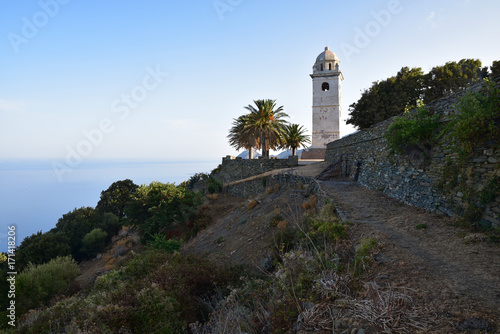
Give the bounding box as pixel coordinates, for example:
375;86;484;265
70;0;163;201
303;46;343;159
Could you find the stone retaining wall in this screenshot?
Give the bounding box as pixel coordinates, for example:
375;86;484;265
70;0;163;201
224;170;316;198
217;156;299;184
325;84;500;227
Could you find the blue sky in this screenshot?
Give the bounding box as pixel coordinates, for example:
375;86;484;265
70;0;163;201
1;0;499;164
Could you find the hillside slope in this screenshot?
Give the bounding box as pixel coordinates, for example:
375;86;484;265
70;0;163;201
184;164;500;332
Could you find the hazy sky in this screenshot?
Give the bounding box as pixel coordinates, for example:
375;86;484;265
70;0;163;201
1;0;499;164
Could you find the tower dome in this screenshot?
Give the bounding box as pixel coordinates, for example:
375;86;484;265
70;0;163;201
316;46;339;62
313;46;340;73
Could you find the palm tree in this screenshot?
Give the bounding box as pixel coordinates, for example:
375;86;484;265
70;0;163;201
244;99;289;158
282;124;311;157
227;114;260;159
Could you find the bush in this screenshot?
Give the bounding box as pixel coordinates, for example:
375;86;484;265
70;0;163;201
186;172;209;190
384;105;440;156
133;286;185;333
447;79;500;158
353;238;378;276
126;182;203;243
17;256;79;314
308;218;348;243
207;177;223;194
80;228;107;259
148;233;182;253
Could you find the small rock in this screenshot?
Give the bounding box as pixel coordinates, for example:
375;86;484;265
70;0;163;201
376;274;390;282
484;149;494;156
456;317;492;331
374;253;390;264
479;219;492;230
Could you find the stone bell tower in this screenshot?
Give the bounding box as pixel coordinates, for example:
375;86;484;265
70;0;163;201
302;46;343;159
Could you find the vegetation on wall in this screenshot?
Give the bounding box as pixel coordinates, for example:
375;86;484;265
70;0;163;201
382;77;500;233
384;104;440;156
445;79;500;159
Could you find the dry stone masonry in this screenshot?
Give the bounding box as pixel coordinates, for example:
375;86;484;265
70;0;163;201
218;156;299;184
325;85;500;227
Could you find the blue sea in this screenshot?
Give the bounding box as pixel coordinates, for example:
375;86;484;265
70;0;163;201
0;160;220;252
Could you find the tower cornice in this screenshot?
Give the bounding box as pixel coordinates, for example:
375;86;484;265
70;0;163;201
310;71;344;80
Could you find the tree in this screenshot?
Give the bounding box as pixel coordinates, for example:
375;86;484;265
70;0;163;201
16;231;71;271
125;182;203;243
55;207;100;261
96;179;138;218
490;60;500;79
423;59;487;103
282;124;311;156
243;99;289;158
227;114;260;159
347;60;488;129
347;67;424;129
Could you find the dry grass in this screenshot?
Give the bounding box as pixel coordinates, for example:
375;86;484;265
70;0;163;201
247;199;258;210
345;283;430;333
302;194;318;211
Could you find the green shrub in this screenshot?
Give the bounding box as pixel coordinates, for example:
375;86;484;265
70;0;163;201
125;181;203;243
384;105;440;156
207;176;223;194
308;218;348;242
17;256;79;314
80;228;107;259
186;172;209;190
133;287;185;333
353;238;378;276
148;233;182;253
121;249;169;279
447;79;500;158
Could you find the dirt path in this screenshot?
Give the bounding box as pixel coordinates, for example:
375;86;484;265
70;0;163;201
319;179;500;324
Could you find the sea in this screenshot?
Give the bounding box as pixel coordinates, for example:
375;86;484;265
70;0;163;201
0;160;220;252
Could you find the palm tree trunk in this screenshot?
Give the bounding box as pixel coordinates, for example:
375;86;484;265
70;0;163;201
248;147;253;159
292;147;297;157
262;137;268;158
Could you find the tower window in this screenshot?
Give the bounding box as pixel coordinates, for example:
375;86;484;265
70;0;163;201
329;63;332;70
320;64;323;71
322;82;330;91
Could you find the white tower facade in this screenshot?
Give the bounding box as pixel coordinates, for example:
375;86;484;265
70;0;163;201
310;46;343;150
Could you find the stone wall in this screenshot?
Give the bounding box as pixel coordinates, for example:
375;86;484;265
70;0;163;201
224;170;316;198
217;156;299;184
325;84;500;227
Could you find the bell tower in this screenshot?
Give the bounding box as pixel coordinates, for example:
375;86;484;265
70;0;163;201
303;46;343;159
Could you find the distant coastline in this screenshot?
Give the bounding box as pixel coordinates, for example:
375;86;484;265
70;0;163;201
0;160;220;251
